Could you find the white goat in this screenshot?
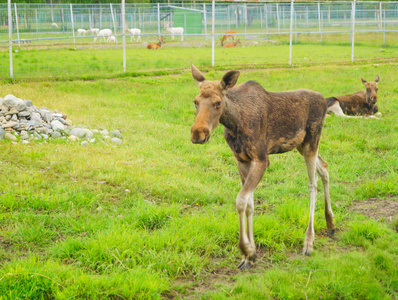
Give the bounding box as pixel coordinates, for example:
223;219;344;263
126;27;141;42
165;21;184;41
51;23;58;29
94;29;112;43
77;29;89;36
107;35;116;43
90;27;100;35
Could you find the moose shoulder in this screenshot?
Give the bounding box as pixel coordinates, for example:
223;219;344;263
190;64;336;270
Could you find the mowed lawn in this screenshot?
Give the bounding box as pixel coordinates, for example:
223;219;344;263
0;31;397;81
0;63;397;299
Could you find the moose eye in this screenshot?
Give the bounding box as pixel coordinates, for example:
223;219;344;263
214;101;221;108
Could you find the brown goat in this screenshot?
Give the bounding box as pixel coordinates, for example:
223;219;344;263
326;76;380;118
221;30;237;46
223;39;240;48
190;64;336;270
146;36;164;49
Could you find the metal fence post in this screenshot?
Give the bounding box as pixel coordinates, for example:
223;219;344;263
157;3;160;37
212;0;215;67
265;4;268;39
227;5;231;30
8;0;13;80
318;2;323;44
35;9;38;33
122;0;126;73
289;0;294;65
14;3;20;47
110;3;117;43
70;4;75;45
295;10;297;43
381;2;385;46
351;0;356;62
244;3;247;40
276;4;280;33
203;3;207;41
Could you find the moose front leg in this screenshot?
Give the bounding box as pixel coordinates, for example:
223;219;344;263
236;160;268;270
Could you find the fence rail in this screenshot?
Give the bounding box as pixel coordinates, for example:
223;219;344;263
1;1;397;80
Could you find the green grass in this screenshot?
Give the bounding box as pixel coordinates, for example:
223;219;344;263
1;31;397;81
0;62;397;299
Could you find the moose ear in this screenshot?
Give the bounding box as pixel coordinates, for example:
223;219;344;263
375;75;379;83
191;63;206;87
220;70;240;91
361;77;367;85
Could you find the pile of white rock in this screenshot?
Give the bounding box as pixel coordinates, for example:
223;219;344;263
0;94;123;146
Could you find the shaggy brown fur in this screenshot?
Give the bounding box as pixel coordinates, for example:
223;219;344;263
326;76;379;116
190;64;336;270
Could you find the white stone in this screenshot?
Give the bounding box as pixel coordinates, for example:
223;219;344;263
70;128;93;139
4;132;17;141
111;137;122;145
3;94;26;112
68;135;79;142
51;120;65;131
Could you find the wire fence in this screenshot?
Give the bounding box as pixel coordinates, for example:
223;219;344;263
0;1;397;80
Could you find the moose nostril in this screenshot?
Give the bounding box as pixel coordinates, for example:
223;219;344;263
191;126;210;143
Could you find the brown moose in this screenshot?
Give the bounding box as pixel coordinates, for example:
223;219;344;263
326;76;380;118
190;64;336;270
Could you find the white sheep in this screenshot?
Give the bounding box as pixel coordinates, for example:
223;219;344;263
77;29;89;36
90;27;100;35
93;29;112;43
51;23;58;29
126;27;141;42
165;21;184;41
107;35;116;43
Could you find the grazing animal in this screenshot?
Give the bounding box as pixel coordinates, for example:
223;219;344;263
165;21;184;41
326;76;380;118
94;29;112;43
146;36;164;49
51;23;58;29
90;27;100;35
190;64;336;270
223;39;240;48
221;30;237;46
126;27;141;42
107;35;116;43
77;28;89;36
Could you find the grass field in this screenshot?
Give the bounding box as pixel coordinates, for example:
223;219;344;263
0;62;398;299
0;31;397;81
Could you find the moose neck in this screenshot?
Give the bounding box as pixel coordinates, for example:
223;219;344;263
219;94;241;133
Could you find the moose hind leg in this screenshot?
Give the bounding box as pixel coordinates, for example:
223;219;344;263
316;155;336;237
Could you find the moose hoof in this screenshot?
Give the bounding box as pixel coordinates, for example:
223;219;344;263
237;260;253;270
303;244;313;256
327;229;335;238
237;253;256;270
